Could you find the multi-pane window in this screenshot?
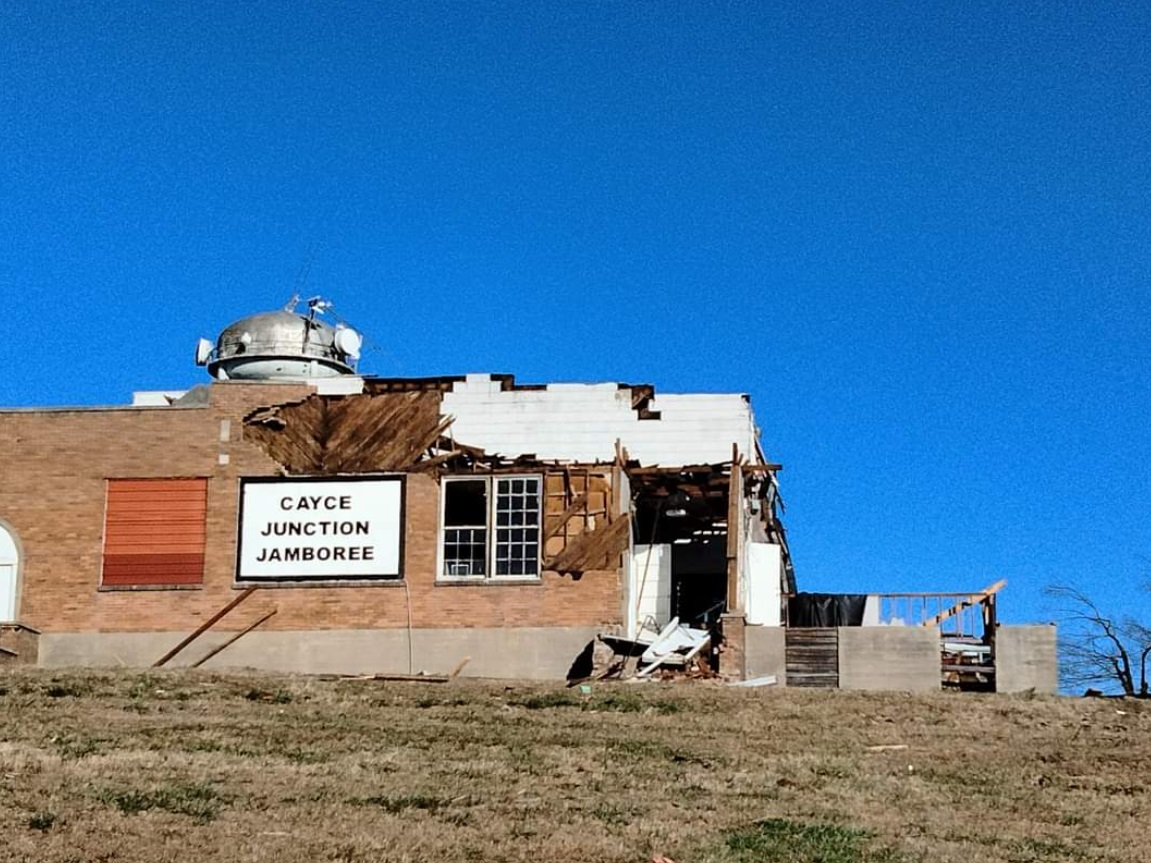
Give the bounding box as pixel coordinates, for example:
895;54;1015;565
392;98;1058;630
442;479;489;576
442;476;541;578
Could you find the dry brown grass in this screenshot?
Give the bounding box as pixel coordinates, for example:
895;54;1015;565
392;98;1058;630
1;669;1148;862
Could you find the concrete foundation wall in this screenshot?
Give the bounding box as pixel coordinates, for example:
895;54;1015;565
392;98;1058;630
0;624;39;665
838;626;941;692
38;626;599;680
745;625;786;683
995;624;1058;694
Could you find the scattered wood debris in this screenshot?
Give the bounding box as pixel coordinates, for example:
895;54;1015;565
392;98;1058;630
192;609;277;668
317;672;450;684
153;587;259;668
596;618;713;681
448;657;471;678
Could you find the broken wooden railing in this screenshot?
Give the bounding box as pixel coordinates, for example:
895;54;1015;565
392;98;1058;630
870;580;1004;640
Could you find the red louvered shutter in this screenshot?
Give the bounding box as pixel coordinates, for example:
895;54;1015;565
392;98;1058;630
102;479;208;587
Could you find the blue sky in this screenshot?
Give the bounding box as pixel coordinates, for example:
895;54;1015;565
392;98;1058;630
2;2;1149;625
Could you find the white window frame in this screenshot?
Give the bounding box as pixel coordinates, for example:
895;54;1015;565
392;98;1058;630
439;475;542;580
0;521;20;622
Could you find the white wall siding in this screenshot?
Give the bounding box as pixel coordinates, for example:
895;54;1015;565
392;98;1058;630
130;391;188;406
745;542;783;627
627;544;673;638
442;375;759;465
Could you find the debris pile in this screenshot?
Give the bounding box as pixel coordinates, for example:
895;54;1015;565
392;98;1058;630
596;617;714;680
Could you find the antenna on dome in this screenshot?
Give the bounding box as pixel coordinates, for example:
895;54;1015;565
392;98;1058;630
292;242;317;297
306;296;332;320
283;293;300;312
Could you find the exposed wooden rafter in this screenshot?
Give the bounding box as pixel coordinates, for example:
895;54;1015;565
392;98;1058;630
544;513;631;575
244;391;457;474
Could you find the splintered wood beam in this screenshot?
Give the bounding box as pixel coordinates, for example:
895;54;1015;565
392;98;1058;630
627;464;728;476
545;514;631;574
563;467;573;546
153;588;258;667
409;449;471;472
726;447;743;611
922;580;1008;628
191;609;277;668
544;492;589;541
741;463;783;473
583;469;591;533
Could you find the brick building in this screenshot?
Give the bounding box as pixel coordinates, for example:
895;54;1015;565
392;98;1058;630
0;302;795;679
0;301;1056;689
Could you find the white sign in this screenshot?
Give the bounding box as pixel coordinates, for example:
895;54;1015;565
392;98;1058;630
237;477;403;581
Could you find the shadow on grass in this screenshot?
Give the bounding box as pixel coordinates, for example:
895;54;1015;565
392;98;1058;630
95;783;228;823
721;818;901;863
512;691;682;714
348;793;475;825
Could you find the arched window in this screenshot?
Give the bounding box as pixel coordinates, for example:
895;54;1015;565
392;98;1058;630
0;522;18;622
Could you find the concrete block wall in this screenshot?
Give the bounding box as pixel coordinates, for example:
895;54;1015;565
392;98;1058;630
838;626;941;692
746;625;944;691
995;624;1058;694
744;624;786;682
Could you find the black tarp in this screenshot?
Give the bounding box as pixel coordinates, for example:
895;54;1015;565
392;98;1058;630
787;593;868;627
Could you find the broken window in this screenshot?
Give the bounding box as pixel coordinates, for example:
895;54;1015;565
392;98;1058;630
441;476;541;578
442;479;488;576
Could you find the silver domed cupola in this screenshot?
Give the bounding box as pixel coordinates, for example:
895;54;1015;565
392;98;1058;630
195;297;363;381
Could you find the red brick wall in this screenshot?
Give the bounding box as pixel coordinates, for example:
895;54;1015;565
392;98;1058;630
0;383;623;634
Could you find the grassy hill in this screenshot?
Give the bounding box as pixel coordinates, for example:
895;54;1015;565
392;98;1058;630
0;668;1145;862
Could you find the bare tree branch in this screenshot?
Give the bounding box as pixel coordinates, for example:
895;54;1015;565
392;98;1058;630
1047;583;1151;697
